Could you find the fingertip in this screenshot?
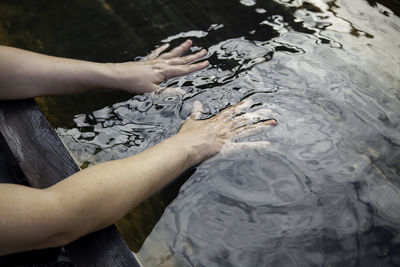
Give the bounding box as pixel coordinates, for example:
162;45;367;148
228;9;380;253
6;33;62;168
197;49;208;57
193;100;203;110
258;141;271;147
195;60;209;69
259;119;277;126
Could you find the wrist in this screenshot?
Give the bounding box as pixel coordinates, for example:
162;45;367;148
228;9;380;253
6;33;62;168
90;63;121;91
167;133;218;170
166;135;199;170
66;61;119;93
101;62;142;93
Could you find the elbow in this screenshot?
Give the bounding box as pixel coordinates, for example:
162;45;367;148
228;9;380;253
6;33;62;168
43;231;79;248
40;216;106;249
37;188;111;250
39;190;96;248
43;221;106;248
35;209;89;249
0;229;78;256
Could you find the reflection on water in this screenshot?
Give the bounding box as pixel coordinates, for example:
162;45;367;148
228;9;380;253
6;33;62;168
2;0;400;265
56;0;400;265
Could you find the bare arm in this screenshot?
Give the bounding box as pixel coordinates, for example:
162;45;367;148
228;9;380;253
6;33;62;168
0;40;209;100
0;135;191;254
0;100;277;255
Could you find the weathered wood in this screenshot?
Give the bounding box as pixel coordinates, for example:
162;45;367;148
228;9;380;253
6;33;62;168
0;99;140;267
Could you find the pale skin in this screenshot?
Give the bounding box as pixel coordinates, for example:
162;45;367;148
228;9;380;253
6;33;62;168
0;41;277;255
0;40;209;99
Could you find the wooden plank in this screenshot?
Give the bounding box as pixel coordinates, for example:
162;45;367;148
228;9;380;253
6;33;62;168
0;99;140;267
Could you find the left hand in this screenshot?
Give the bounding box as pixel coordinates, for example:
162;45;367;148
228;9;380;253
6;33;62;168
109;40;209;94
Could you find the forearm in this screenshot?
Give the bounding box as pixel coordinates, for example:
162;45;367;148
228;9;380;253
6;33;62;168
0;42;209;99
0;135;193;255
47;135;193;243
0;46;115;99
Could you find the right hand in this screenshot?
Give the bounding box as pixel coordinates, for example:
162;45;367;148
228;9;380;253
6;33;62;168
172;99;277;169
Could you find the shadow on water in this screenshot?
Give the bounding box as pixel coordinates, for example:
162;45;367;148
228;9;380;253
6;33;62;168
1;0;400;266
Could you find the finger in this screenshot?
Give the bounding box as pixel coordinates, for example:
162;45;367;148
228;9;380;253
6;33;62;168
218;141;271;157
168;49;208;65
231;119;277;140
159;39;193;59
218;98;254;120
231;108;273;128
146;43;170;60
146;83;162;93
155;87;186;97
161;61;209;78
190;101;204;120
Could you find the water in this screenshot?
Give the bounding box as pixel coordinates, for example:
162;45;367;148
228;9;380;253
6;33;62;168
2;0;399;265
54;0;400;265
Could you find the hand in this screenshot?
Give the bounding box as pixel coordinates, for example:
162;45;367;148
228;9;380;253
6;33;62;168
109;40;209;94
172;99;277;169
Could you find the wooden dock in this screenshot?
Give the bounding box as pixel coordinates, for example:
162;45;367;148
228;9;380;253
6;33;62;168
0;99;141;266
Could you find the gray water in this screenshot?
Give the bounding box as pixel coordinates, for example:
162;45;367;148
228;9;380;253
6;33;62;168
57;0;400;266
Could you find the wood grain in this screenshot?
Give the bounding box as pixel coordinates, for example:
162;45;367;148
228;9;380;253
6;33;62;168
0;99;140;267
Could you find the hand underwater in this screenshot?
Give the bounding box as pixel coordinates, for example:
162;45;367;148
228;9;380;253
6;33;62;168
109;40;209;94
173;99;277;168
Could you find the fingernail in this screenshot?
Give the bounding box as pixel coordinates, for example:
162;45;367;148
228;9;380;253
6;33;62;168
269;119;277;125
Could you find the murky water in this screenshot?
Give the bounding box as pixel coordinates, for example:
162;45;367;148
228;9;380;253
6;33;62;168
2;0;399;265
54;0;400;266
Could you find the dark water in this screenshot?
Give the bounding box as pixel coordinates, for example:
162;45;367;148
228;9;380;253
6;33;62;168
2;0;399;266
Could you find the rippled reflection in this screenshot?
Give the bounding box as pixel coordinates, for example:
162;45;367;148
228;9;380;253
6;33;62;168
56;0;400;266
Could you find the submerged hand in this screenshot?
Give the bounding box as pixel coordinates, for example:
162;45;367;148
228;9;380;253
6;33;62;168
110;40;209;94
172;99;277;169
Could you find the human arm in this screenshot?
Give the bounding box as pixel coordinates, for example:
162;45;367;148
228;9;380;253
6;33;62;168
0;100;276;255
0;40;209;100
